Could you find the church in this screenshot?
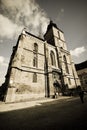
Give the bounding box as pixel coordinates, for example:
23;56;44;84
3;21;80;102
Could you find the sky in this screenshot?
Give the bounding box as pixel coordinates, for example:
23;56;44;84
0;0;87;85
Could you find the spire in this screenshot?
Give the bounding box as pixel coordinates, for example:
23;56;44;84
44;20;58;37
47;20;58;31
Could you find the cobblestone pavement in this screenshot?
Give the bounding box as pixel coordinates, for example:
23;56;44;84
0;96;73;112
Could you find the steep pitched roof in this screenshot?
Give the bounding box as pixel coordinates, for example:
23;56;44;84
75;60;87;70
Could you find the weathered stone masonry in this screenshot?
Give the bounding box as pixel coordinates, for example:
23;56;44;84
3;21;80;102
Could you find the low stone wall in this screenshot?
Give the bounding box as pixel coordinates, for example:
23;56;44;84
5;89;45;103
15;93;45;102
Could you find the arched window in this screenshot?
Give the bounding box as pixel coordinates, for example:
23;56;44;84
33;73;37;82
68;78;71;85
50;51;56;66
34;43;38;52
33;43;38;67
63;55;69;73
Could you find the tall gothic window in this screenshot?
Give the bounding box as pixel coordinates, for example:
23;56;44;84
33;72;37;82
63;55;69;73
50;51;56;66
33;43;38;67
34;43;38;52
68;78;71;85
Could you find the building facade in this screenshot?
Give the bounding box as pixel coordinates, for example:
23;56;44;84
75;61;87;91
3;21;80;102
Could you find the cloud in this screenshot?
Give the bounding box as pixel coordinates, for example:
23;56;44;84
0;56;9;67
0;77;5;86
0;14;23;39
0;39;3;43
0;56;9;85
0;56;4;63
70;46;86;57
0;0;49;39
56;8;64;22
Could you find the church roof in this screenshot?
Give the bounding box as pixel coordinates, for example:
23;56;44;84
47;20;58;30
75;60;87;70
44;20;63;37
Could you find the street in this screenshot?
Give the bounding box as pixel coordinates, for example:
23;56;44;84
0;96;87;130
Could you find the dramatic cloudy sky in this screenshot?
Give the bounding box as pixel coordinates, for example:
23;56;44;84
0;0;87;85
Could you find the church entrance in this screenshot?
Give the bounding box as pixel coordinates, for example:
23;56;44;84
52;71;62;96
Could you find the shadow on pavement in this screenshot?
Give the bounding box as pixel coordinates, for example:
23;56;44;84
0;97;87;130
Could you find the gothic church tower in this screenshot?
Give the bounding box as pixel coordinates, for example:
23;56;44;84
44;21;80;95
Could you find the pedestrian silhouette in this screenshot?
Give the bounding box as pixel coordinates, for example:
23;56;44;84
79;90;84;103
77;86;84;103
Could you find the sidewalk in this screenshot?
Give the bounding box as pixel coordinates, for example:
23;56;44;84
0;96;74;112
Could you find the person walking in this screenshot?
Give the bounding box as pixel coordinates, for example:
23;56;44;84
77;86;84;103
79;90;84;103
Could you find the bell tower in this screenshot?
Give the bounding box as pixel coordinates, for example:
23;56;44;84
44;20;67;50
44;20;56;46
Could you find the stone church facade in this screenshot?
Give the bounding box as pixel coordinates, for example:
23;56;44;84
4;21;80;102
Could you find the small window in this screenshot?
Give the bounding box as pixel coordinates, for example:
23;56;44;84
33;43;38;67
33;73;37;82
33;55;37;67
63;55;69;74
50;51;56;66
34;43;38;52
68;78;71;85
58;31;60;39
